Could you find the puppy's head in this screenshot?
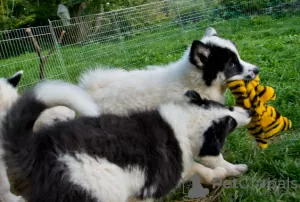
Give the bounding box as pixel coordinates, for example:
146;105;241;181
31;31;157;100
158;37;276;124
188;27;259;86
0;71;23;113
185;90;251;130
184;90;251;156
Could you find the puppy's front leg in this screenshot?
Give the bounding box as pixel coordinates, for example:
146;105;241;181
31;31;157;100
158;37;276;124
186;162;226;185
199;154;248;177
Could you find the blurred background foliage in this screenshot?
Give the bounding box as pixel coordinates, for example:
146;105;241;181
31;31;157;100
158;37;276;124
0;0;297;30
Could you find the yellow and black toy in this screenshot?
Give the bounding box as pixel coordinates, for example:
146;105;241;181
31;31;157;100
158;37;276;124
227;75;292;149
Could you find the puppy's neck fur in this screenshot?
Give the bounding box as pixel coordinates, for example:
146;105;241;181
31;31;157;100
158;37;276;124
158;103;212;178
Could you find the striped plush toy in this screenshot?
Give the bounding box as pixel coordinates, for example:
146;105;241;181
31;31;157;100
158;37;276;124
227;75;292;149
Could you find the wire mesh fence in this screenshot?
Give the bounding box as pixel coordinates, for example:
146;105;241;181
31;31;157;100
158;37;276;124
0;26;68;89
0;0;299;90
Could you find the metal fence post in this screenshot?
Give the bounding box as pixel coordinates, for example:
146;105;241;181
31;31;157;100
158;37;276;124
113;11;125;50
48;19;71;82
171;0;184;35
111;11;127;58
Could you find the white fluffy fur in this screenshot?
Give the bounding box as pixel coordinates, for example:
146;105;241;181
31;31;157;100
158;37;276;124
79;56;227;116
35;80;100;117
60;153;146;202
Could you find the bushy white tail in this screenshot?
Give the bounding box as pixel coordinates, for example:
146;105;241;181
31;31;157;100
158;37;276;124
35;80;100;116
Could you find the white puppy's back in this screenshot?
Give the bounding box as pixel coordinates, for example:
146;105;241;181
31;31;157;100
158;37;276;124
79;68;128;93
79;64;188;116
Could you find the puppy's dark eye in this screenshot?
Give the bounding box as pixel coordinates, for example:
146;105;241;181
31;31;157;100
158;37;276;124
228;107;234;111
229;63;235;68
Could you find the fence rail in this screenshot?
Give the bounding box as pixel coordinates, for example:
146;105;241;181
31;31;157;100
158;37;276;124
0;0;299;89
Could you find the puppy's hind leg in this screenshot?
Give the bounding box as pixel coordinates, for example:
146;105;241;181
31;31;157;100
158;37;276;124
199;154;248;177
186;162;227;185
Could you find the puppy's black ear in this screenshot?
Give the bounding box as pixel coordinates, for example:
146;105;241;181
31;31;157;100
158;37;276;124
7;70;23;88
185;90;203;104
189;40;210;68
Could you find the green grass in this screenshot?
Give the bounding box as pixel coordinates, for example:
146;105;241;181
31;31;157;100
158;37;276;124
2;14;300;202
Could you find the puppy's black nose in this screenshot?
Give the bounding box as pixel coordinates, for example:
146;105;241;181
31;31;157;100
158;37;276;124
247;109;252;117
253;67;259;75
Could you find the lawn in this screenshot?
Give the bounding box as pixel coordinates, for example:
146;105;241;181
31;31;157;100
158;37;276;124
2;14;300;202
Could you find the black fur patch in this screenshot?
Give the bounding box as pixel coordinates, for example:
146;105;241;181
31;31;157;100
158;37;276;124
185;90;203;105
199;116;237;157
3;91;183;201
189;40;243;86
185;90;230;110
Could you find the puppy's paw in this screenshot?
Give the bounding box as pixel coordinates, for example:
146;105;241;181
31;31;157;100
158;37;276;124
201;167;226;185
212;167;227;179
235;164;248;173
225;164;248;177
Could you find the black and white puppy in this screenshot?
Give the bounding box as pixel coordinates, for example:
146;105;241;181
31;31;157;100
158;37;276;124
78;27;258;177
3;81;251;202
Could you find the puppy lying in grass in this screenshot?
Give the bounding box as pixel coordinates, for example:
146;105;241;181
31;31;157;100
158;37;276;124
2;80;251;202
